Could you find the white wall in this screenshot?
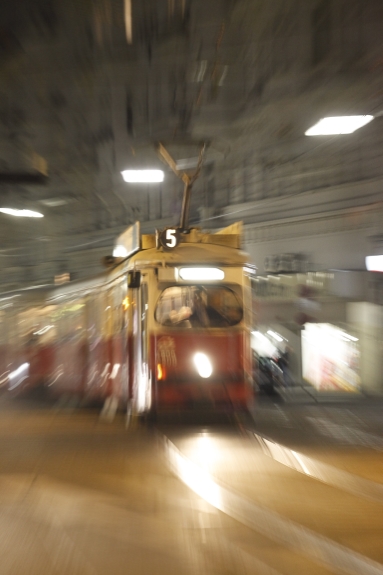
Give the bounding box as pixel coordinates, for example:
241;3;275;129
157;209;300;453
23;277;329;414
347;302;383;394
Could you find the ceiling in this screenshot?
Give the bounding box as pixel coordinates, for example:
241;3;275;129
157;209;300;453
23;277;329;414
1;0;383;289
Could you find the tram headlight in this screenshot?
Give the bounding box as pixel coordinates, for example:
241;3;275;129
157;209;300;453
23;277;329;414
193;353;212;378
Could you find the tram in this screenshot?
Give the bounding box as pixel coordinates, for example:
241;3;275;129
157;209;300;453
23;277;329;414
0;221;255;418
127;221;255;416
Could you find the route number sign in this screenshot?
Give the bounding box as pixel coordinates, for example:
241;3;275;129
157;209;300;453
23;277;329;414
159;228;180;250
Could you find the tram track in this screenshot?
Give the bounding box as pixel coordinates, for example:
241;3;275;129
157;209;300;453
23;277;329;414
251;430;383;504
159;422;383;575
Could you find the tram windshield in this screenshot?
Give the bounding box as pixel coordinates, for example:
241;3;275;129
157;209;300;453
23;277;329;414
155;285;243;328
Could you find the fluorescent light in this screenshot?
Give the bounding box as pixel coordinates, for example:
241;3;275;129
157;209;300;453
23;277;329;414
179;267;224;281
193;353;213;378
0;208;44;218
121;169;164;183
366;255;383;272
305;115;374;136
267;330;283;342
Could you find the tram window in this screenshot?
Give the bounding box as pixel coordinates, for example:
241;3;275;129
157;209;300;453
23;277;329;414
155;285;243;328
18;306;57;347
56;301;84;341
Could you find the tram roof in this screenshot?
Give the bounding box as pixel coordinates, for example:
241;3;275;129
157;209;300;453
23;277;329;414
127;223;249;268
128;242;249;268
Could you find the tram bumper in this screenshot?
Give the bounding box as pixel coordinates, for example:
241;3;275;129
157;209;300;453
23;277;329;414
155;377;251;411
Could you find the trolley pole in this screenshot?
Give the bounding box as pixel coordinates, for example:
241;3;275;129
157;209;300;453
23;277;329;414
179;180;191;232
157;143;206;233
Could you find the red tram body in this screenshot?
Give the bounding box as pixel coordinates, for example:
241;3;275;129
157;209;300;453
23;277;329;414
0;222;255;417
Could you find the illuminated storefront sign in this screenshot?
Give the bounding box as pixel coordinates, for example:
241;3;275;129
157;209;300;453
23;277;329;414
302;323;360;392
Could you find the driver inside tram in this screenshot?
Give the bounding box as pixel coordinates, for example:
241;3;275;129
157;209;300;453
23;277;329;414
159;285;242;328
189;288;210;327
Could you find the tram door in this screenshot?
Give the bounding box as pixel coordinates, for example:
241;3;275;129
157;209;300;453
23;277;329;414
137;281;150;411
119;279;129;402
132;281;150;413
107;280;128;402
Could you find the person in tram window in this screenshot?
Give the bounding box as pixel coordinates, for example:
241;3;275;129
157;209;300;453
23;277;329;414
190;288;210;327
168;306;192;328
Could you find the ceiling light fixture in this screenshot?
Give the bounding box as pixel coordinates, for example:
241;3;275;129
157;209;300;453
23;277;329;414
305;115;374;136
0;208;44;218
366;255;383;272
121;170;164;183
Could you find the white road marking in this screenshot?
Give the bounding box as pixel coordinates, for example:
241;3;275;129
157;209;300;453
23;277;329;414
163;435;383;575
253;432;383;503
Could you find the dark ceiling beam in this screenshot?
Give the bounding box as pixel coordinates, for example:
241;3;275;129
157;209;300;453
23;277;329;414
0;172;48;184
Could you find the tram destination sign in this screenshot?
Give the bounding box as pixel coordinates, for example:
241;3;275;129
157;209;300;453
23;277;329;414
113;221;141;258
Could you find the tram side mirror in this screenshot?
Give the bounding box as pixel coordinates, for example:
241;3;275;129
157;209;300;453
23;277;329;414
128;271;141;288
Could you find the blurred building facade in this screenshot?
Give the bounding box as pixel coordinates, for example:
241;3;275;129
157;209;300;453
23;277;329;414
0;0;383;290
